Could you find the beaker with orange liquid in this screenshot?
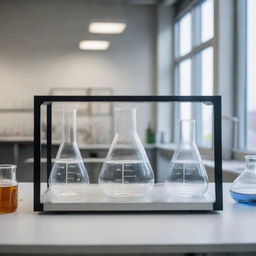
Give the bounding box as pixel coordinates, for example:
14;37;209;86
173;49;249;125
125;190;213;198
0;165;18;213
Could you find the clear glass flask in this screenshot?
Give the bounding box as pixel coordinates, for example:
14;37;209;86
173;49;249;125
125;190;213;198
230;155;256;204
49;109;89;197
0;165;18;213
98;108;155;198
165;119;208;197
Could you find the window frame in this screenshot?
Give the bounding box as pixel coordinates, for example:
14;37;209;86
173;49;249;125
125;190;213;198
172;0;217;151
235;0;256;157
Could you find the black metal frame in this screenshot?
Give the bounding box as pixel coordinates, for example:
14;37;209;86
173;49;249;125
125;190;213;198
34;95;222;211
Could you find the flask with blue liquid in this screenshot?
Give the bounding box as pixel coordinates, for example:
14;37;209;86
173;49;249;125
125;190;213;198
230;155;256;204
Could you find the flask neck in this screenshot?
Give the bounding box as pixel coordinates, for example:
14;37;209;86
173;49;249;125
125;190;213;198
245;156;256;171
179;119;195;145
61;109;77;144
115;108;136;135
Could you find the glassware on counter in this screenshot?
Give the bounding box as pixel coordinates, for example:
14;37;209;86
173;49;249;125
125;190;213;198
0;165;18;213
164;119;208;197
230;155;256;204
146;122;156;144
98;107;155;199
49;109;89;197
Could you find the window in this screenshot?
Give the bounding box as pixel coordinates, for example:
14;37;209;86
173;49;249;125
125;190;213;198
201;0;214;43
179;58;192;120
201;47;214;146
174;0;215;148
246;0;256;151
179;13;192;56
237;0;256;152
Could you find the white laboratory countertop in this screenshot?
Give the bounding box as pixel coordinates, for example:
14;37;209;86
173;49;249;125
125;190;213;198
203;159;245;174
1;183;256;254
0;137;156;149
0;136;34;142
157;144;246;174
0;138;244;174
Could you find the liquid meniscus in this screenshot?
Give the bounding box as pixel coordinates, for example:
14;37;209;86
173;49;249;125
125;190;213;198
165;160;208;197
102;160;153;183
50;159;88;183
49;159;89;197
99;160;154;198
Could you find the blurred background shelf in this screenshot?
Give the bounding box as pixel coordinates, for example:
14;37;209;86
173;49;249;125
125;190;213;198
0;108;33;113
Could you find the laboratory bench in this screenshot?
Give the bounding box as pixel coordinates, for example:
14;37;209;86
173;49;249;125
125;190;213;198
0;138;243;183
0;138;157;183
1;183;256;255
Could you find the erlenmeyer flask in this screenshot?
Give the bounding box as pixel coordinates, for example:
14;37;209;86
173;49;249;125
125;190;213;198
230;155;256;204
165;119;208;197
98;108;155;198
49;109;89;197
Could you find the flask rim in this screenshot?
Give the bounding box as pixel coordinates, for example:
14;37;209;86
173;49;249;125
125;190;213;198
245;155;256;160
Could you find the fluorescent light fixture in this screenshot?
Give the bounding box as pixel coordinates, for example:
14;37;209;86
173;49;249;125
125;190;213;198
79;40;110;50
89;22;126;34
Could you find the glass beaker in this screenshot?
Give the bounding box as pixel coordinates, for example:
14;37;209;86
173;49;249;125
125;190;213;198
230;155;256;204
49;109;89;197
98;107;155;198
0;165;18;213
164;119;208;197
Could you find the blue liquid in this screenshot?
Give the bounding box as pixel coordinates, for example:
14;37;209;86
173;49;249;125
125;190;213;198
230;191;256;204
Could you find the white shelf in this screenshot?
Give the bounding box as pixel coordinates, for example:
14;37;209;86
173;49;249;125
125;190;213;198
24;157;106;164
0;108;33;113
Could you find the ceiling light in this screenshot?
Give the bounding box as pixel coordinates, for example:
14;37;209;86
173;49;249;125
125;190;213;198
79;40;110;50
89;22;127;34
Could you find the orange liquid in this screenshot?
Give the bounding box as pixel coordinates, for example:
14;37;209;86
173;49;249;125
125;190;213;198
0;185;18;213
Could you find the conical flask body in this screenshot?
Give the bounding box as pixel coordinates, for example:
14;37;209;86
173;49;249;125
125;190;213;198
98;108;154;198
165;119;208;197
230;155;256;203
49;109;89;197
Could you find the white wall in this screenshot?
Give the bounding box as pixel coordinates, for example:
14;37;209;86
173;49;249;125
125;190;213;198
0;0;156;141
155;4;173;143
